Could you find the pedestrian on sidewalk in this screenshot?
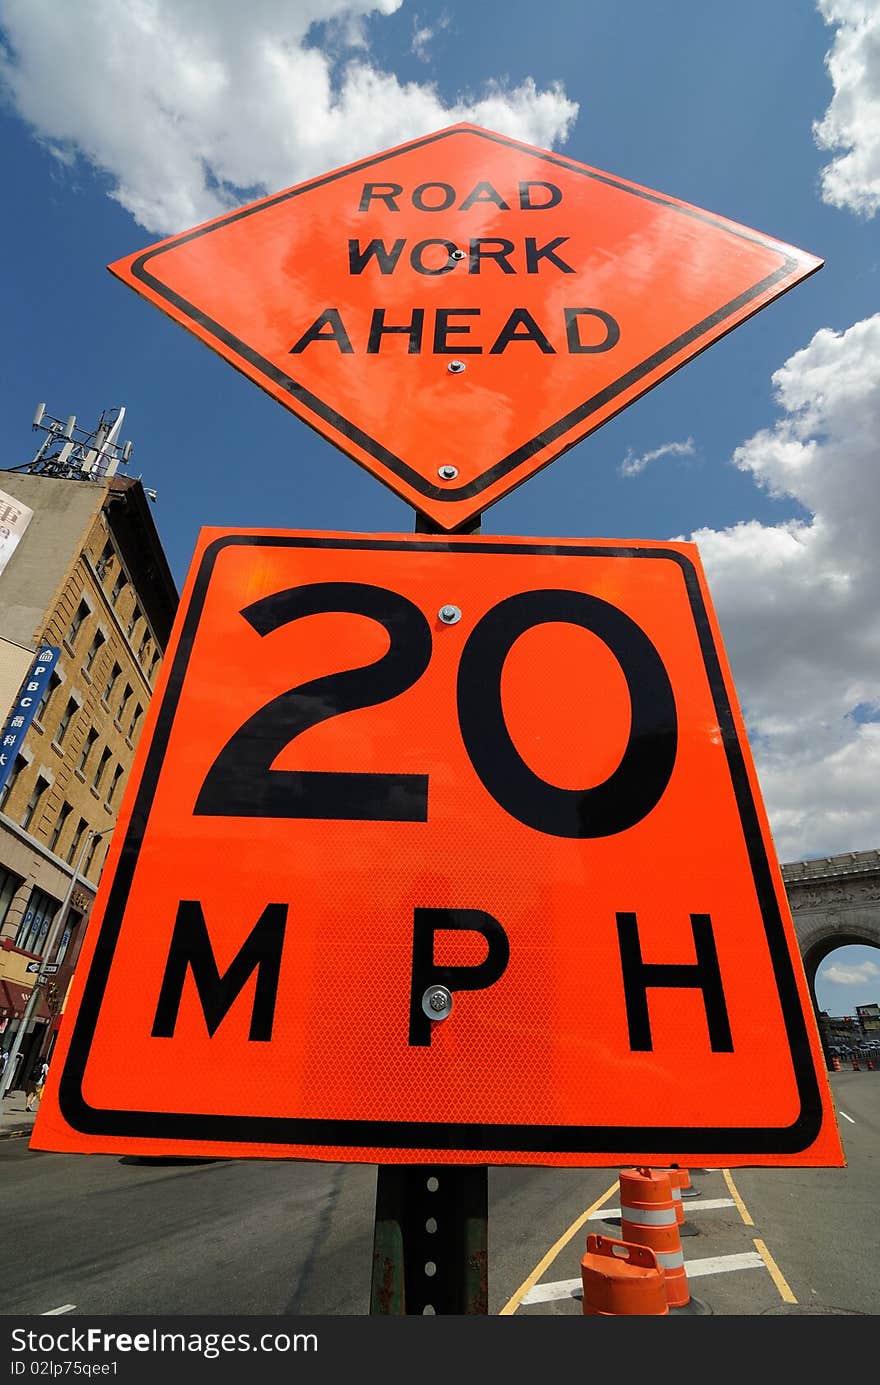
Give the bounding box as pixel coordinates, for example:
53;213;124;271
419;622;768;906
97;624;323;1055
24;1057;48;1112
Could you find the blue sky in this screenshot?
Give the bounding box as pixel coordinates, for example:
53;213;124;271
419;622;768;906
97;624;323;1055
0;1;878;1017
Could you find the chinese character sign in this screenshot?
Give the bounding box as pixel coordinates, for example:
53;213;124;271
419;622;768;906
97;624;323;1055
0;645;60;795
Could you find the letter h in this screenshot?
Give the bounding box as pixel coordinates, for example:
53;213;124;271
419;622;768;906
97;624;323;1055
616;911;733;1051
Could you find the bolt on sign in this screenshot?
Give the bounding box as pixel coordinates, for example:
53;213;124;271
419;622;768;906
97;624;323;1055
32;531;844;1167
107;125;822;532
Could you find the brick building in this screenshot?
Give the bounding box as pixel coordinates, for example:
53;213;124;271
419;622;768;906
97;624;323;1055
0;462;177;1090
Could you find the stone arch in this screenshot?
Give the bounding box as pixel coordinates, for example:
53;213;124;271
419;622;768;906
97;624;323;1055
782;848;880;1016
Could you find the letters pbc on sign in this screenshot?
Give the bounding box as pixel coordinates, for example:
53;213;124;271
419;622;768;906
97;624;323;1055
107;125;822;530
33;531;843;1167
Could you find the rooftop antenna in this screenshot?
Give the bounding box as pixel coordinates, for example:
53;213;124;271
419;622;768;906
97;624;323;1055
8;403;135;483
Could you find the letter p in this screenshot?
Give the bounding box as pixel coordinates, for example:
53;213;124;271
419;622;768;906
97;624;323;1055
409;908;510;1046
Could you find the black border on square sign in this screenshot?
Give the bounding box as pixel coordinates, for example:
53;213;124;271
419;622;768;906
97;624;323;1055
58;534;823;1155
121;127;815;514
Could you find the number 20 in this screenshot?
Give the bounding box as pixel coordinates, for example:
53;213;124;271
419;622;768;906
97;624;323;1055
194;581;678;838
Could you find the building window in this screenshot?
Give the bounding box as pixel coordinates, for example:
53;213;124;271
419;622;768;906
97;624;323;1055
21;773;50;830
138;633;150;664
55;908;83;967
149;650;160;682
50;801;72;852
103;661;121;705
67;816;89;866
95;540;115;579
56;696;79;745
68;599;90;646
84;831;105;880
129;703;143;739
0;865;23;927
93;747;112;791
0;754;27;810
117;684;133;726
111;573;125;604
107;763;125;806
84;630;106;674
36;669;62;723
77;727;99;774
126;605;140;640
15;886;59;955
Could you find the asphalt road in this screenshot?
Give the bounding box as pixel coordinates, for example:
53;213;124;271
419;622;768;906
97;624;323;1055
1;1070;877;1319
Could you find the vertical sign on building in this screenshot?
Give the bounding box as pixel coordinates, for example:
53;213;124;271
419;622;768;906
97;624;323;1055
0;645;60;795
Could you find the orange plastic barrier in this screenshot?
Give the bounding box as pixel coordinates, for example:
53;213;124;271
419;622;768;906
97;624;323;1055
619;1166;690;1308
581;1234;668;1316
655;1167;685;1224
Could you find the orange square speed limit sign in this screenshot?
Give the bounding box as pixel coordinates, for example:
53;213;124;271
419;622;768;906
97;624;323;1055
33;532;843;1167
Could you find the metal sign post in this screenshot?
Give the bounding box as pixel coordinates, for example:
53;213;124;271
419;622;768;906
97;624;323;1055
370;1163;487;1314
370;507;488;1317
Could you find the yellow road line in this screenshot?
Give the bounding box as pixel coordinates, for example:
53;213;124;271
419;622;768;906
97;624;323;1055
498;1177;619;1315
722;1168;754;1225
723;1169;798;1304
753;1237;798;1303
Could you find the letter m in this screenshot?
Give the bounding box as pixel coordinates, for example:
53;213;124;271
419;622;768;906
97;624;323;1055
151;900;287;1041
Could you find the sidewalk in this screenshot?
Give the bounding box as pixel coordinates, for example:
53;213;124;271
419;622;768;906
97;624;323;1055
0;1090;37;1140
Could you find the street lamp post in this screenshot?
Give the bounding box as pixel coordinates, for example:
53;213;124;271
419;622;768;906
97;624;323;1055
0;823;113;1100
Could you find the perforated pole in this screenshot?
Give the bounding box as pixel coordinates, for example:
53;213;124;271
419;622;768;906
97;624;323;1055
370;1164;488;1314
369;507;488;1316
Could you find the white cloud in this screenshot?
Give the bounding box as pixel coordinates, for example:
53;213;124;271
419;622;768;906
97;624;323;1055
689;314;880;861
821;956;880;987
411;9;450;61
0;0;578;237
412;25;434;60
619;436;695;478
814;0;880;217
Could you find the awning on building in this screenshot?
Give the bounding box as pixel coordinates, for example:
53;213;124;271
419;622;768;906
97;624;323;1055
0;978;51;1022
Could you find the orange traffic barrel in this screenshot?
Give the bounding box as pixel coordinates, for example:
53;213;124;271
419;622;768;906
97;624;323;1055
831;1056;841;1071
673;1166;703;1203
657;1167;702;1237
657;1168;685;1224
581;1234;668;1315
675;1167;695;1194
619;1166;690;1309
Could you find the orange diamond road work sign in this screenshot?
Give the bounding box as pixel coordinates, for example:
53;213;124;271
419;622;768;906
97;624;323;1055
32;531;843;1167
108;125;822;532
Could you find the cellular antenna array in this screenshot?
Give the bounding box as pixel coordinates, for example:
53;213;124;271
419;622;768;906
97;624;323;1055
13;402;133;483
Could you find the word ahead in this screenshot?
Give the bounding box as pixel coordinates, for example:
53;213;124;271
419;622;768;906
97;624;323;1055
32;532;842;1169
290;305;618;358
107;124;822;529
